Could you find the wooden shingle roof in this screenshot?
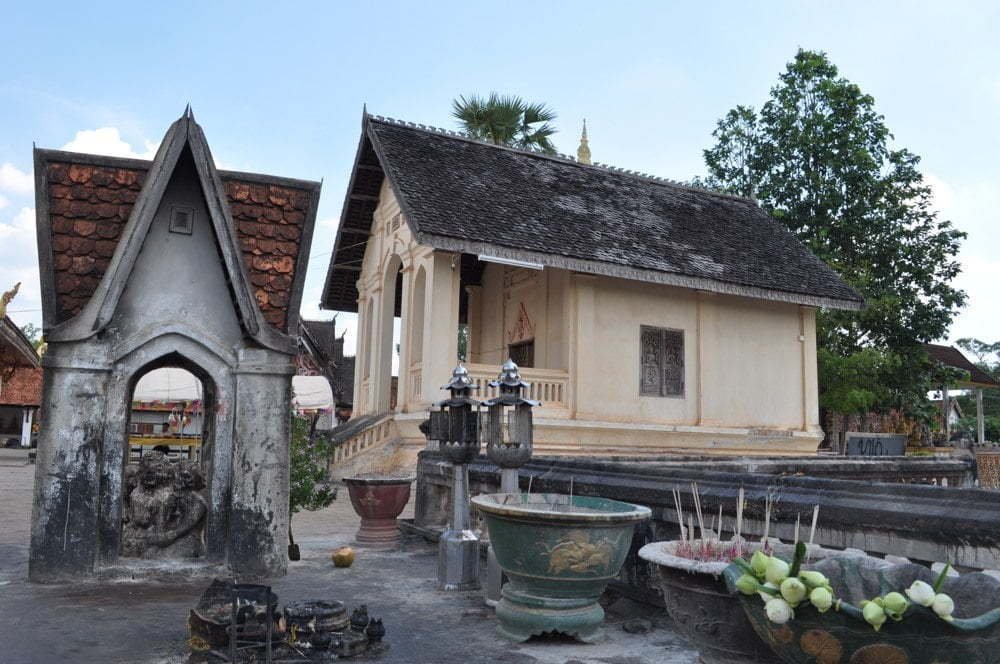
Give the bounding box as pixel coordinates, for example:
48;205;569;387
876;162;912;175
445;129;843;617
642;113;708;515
322;115;864;312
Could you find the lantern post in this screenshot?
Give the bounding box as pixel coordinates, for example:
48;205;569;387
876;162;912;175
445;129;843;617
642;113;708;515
482;359;539;606
431;365;483;590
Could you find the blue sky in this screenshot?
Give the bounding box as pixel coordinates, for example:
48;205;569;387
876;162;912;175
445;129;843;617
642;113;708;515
2;1;998;354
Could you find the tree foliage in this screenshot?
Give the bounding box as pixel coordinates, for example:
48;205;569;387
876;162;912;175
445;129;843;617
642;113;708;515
289;413;335;517
703;49;966;416
452;93;558;153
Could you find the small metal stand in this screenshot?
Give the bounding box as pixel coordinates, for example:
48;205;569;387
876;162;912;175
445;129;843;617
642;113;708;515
431;365;483;591
481;360;539;606
228;583;273;664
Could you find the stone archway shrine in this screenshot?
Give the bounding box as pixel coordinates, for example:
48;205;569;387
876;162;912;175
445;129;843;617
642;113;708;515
29;109;320;581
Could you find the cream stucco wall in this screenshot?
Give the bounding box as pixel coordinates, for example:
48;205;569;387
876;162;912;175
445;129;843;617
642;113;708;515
349;182;823;456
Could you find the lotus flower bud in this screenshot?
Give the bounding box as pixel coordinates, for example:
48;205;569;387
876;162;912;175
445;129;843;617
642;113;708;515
765;557;790;585
809;586;833;613
764;597;794;625
932;593;955;622
751;551;769;577
758;582;779;602
905;580;936;607
780;577;807;606
798;571;829;589
735;574;759;596
882;592;908;620
862;601;887;631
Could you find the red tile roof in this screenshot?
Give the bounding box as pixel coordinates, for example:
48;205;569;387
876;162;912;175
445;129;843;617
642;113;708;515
925;343;1000;388
0;366;42;406
43;158;316;332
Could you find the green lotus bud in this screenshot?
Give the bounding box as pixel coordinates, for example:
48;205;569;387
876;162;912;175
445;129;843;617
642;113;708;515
932;593;955;622
757;582;779;602
780;577;807;606
905;580;935;607
764;597;794;625
798;571;829;589
809;586;833;613
735;574;759;596
750;551;769;577
765;557;790;585
882;592;908;620
862;601;887;631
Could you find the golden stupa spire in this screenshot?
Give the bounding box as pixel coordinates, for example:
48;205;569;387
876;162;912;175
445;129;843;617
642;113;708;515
576;119;592;165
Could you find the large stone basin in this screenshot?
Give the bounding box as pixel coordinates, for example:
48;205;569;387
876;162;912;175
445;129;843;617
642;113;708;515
472;492;650;643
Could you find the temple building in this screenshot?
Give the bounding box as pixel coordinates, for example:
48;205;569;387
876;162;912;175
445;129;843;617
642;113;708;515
0;314;42;448
320;114;863;461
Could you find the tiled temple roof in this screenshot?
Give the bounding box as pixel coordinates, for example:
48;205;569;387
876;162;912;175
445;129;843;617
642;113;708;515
36;149;319;334
925;343;999;388
322;115;863;312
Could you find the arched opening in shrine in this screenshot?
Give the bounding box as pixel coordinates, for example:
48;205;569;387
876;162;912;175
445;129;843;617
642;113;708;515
120;353;216;560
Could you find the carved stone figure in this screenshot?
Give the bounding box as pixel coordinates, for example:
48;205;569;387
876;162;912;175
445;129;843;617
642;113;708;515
122;451;207;558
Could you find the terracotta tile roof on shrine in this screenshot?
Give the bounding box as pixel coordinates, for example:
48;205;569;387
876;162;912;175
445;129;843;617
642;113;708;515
35;150;320;333
322;115;864;312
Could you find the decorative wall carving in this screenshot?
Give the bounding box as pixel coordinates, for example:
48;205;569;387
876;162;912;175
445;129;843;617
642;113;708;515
507;302;535;344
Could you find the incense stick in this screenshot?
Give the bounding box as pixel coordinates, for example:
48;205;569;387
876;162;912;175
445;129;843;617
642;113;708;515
807;505;819;560
794;512;801;545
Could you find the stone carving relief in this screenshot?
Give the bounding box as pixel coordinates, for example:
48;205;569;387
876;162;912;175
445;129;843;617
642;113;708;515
507;302;536;344
122;451;207;559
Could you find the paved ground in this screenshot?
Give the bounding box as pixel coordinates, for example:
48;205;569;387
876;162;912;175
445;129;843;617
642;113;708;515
0;460;698;664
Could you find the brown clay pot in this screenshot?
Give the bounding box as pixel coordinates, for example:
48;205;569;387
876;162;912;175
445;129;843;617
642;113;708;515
343;475;414;545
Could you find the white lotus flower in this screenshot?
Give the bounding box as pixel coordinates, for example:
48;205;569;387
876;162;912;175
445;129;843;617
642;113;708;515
765;557;790;585
765;597;794;625
932;593;955;622
798;571;829;589
758;582;779;602
882;592;909;620
905;580;935;607
780;577;807;606
809;586;833;613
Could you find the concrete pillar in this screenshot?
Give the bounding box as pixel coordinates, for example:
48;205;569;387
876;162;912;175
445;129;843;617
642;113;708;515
30;361;110;582
977;388;985;444
421;252;461;402
396;266;413;410
230;351;293;580
942;384;950;440
20;407;33;448
800;307;820;433
569;274;597;419
465;285;482;363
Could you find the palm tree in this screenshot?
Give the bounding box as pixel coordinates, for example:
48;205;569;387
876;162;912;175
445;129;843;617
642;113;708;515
451;93;558;154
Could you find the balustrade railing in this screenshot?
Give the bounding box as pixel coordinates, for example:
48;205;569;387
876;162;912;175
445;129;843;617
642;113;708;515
466;363;568;411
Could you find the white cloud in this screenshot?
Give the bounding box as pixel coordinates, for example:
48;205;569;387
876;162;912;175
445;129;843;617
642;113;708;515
0;206;41;328
61;127;159;160
0;163;33;196
0;194;8;210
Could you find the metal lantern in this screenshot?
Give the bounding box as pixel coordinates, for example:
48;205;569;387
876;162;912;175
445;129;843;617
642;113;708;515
434;364;482;591
483;359;539;471
482;359;539;607
430;364;482;465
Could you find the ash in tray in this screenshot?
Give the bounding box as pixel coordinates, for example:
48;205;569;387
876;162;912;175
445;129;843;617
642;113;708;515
187;579;388;661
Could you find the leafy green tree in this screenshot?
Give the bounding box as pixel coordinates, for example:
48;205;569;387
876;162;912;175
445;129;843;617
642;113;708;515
452;93;557;153
288;413;335;548
19;323;44;351
703;49;966;417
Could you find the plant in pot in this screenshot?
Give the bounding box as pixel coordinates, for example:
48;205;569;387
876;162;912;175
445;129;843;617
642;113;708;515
288;413;336;561
724;546;1000;664
342;449;415;546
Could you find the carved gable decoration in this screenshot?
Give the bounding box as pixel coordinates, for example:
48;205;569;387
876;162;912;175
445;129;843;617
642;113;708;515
507;302;535;344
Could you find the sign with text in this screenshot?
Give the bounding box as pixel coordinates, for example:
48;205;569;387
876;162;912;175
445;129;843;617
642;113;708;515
845;432;907;457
